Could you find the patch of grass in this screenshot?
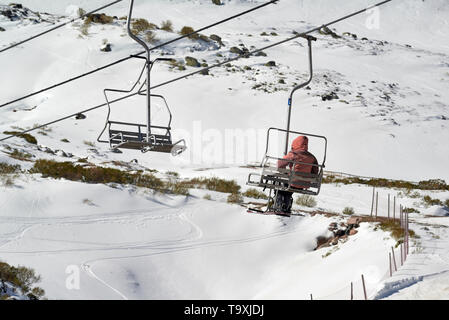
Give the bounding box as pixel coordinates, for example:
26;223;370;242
3;131;37;144
418;179;447;190
160;20;173;32
342;207;355;215
166;171;179;178
242;188;268;200
145;30;158;43
227;193;243;204
82;199;96;206
445;199;449;207
61;138;70;143
30;159;165;190
80;22;89;36
9;149;33;161
85;13;114;25
131;18;157;34
403;207;420;214
422;195;443;207
0;162;20;187
180;26;199;40
0;261;45;300
323;175;449;191
0;162;21;174
295;194;317;208
30;159;192;197
178;177;240;194
203;194;212;200
377;219;417;246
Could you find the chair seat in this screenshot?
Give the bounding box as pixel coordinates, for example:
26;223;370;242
109;129;173;153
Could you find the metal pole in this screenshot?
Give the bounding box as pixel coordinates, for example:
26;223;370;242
127;0;152;141
406;213;410;254
400;243;403;266
310;293;313;300
284;36;316;155
361;274;367;300
389;253;392;277
370;186;375;217
388;194;390;220
393;196;396;220
351;282;353;300
391;247;397;271
376;191;379;220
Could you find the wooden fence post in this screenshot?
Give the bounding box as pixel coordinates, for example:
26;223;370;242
351;282;353;300
376;191;379;220
361;274;367;300
405;213;410;254
388;194;390;220
389;253;392;277
393;196;396;220
400;243;403;266
391;247;397;271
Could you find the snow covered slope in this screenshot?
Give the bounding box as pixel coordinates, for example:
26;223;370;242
1;0;448;299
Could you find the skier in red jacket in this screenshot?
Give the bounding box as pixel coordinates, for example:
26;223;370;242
274;135;318;214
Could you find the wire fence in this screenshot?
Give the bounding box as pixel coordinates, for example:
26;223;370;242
311;189;412;300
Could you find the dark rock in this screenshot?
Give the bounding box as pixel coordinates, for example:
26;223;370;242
321;92;339;101
100;43;112;52
255;51;267;57
319;26;341;39
334;229;346;237
209;34;224;46
230;46;244;55
75;113;87;120
265;61;276;67
185;56;200;67
211;0;223;5
1;9;18;21
0;27;5;32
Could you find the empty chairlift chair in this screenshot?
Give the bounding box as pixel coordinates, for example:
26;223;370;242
97;0;186;156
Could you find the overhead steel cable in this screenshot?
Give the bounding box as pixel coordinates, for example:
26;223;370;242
151;0;393;90
0;0;279;109
0;0;393;143
0;0;124;54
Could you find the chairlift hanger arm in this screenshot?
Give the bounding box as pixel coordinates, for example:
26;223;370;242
284;36;315;155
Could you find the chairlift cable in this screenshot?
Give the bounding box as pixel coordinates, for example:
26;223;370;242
0;0;279;109
0;0;393;143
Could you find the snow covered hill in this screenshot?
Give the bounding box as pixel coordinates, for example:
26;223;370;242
0;0;448;300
